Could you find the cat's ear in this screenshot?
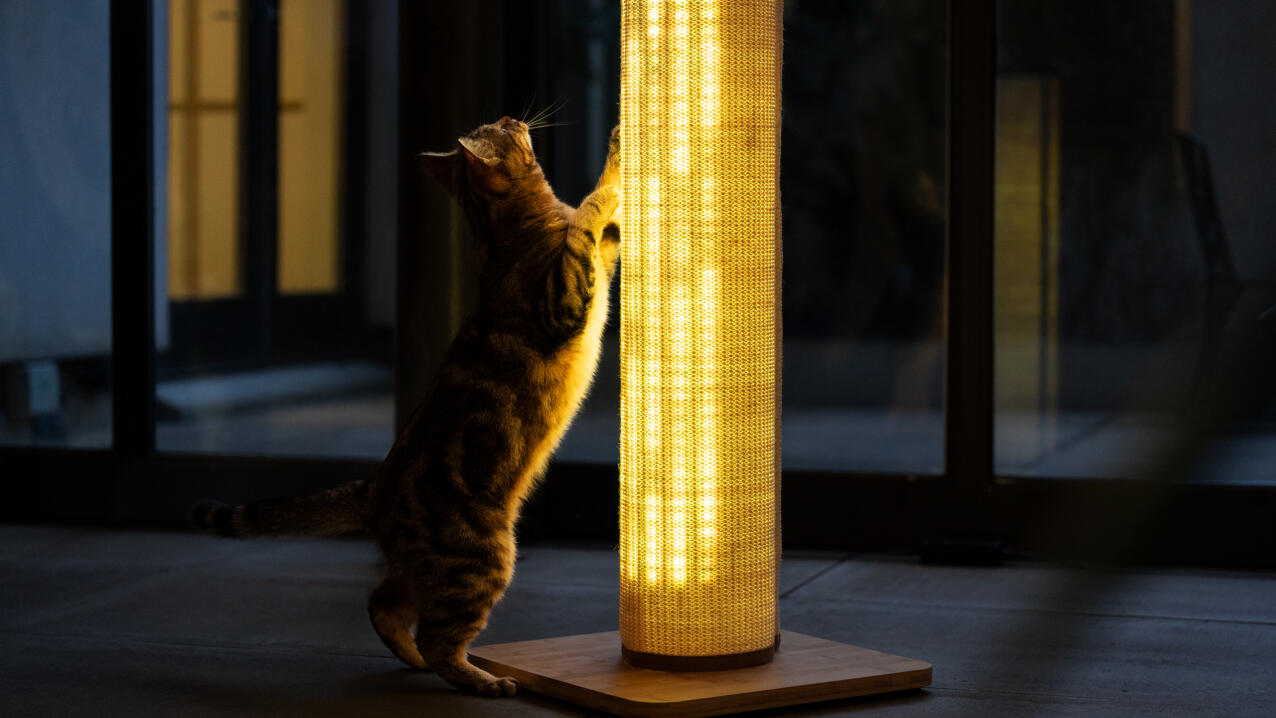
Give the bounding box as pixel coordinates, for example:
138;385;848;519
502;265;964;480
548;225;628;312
457;137;508;194
417;150;461;196
457;137;500;168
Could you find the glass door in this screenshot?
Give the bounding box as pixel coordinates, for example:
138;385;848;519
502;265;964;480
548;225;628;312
0;1;114;447
157;0;395;457
994;0;1276;484
164;0;359;369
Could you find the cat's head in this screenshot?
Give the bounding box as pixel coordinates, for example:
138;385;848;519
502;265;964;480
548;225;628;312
417;116;540;200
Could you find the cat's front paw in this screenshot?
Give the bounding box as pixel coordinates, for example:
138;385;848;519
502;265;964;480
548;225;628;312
476;676;519;698
606;125;621;176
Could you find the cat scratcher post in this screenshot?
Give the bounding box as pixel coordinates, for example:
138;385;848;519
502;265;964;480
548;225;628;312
617;0;781;672
470;2;930;713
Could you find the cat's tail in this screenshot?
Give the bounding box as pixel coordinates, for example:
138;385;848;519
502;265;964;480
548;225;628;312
192;479;371;538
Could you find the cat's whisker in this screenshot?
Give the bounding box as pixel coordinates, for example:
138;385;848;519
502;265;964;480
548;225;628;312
525;102;571;130
526;97;568;129
527;99;554;122
525;108;549;128
520;97;533;122
526;121;575;131
518;91;539;126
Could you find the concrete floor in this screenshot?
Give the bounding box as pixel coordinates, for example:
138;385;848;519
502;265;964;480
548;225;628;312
2;525;1275;717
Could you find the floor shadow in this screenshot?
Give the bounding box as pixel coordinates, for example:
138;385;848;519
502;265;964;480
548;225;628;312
748;687;933;716
128;668;464;718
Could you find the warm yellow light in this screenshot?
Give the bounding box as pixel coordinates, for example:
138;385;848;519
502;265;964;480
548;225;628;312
619;0;782;667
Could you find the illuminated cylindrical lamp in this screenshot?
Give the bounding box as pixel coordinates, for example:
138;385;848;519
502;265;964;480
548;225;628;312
619;0;782;670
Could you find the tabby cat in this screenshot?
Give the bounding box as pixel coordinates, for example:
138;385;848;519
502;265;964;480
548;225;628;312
194;116;621;697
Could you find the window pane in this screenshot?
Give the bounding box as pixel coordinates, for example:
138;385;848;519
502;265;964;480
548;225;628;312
554;1;948;475
779;0;947;473
167;0;243;300
996;1;1276;483
278;0;343;295
0;1;113;448
155;0;396;458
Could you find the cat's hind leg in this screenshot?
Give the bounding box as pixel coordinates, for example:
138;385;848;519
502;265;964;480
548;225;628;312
368;576;430;670
415;609;516;697
413;560;517;696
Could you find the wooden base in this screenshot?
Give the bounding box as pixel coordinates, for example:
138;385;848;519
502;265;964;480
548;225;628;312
469;630;931;717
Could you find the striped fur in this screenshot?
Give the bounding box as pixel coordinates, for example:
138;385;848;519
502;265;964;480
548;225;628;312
192;480;370;538
194;118;621;698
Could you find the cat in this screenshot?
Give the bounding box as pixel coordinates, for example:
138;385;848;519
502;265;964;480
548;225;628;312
194;116;621;697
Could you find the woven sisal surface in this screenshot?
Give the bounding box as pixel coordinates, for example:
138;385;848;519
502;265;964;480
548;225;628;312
618;0;782;658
